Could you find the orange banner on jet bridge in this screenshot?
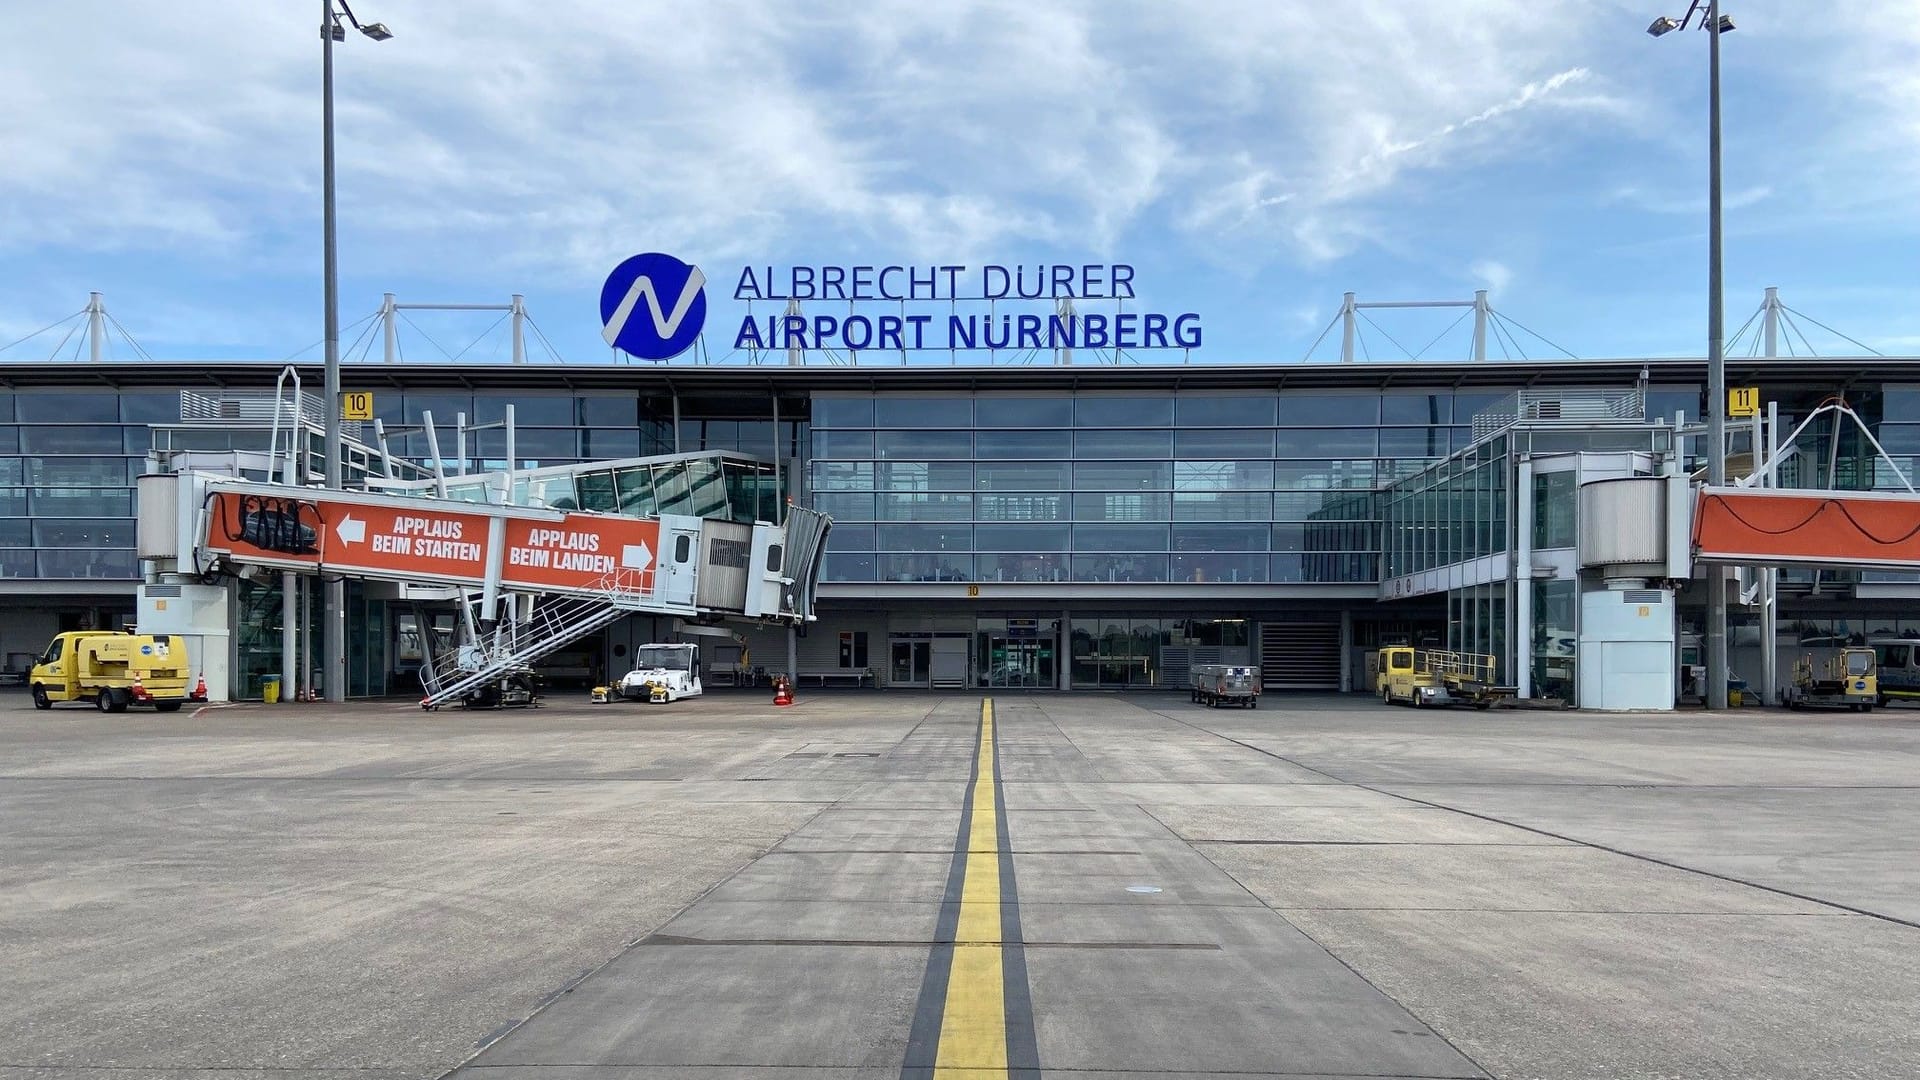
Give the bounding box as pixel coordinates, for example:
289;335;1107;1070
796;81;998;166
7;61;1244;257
1692;486;1920;569
322;503;493;581
501;514;659;593
203;491;326;568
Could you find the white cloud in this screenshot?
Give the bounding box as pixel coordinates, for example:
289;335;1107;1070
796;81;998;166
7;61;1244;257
1470;259;1513;297
0;0;1640;287
1606;184;1775;214
1165;3;1635;265
2;0;1916;358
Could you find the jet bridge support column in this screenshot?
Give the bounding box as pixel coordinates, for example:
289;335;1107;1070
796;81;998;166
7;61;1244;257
281;446;298;703
479;404;517;634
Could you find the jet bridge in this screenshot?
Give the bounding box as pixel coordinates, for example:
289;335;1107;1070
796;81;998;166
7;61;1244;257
137;469;830;707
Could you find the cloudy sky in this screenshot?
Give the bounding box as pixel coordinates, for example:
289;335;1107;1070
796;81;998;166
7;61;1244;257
2;0;1917;366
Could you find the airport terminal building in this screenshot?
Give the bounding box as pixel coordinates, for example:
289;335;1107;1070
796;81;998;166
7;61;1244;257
3;353;1918;703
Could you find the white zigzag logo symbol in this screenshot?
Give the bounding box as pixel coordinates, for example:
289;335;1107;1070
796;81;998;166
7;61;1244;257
602;265;707;347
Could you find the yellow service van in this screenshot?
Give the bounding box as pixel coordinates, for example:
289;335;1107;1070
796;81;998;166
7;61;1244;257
29;631;204;713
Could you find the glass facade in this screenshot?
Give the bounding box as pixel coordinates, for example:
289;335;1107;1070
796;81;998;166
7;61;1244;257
432;453;785;526
0;390;150;580
810;391;1484;585
1066;616;1253;689
9;369;1920;702
3;388;787;584
370;391;682;469
1382;437;1510;578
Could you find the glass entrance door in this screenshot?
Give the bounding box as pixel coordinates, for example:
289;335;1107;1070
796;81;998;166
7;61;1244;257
890;639;931;687
983;636;1053;688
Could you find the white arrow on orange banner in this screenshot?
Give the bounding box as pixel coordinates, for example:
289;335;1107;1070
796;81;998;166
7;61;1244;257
336;516;366;545
622;542;653;570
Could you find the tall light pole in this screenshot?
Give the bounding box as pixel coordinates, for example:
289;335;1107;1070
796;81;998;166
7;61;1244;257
1649;1;1733;710
322;0;391;702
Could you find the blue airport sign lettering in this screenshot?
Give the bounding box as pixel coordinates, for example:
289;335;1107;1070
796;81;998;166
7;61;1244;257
733;263;1139;302
599;253;707;361
603;256;1201;356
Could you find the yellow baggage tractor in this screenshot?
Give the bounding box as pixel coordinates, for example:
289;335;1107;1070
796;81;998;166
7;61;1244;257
1786;647;1877;712
1376;647;1514;710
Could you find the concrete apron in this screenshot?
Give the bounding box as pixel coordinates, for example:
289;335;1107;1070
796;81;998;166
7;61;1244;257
455;696;1483;1079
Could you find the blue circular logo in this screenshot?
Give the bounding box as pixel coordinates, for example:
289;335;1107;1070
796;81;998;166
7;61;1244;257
599;253;706;361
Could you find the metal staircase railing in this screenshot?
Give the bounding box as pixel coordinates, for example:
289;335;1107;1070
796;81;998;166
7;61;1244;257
418;567;655;709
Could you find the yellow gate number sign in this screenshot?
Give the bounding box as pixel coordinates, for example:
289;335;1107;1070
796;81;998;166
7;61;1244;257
1728;386;1760;418
341;391;374;420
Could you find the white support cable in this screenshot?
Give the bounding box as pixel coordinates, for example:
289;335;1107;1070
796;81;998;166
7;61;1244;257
523;315;568;365
1355;309;1416;360
1777;312;1807;357
1301;310;1343;362
1490;317;1520;360
448;311;510;362
1781;303;1884;357
1490;310;1578;360
280;311;377;364
342;313;381;364
1488;317;1512;361
1411;308;1472;360
1724;302;1763;354
41;318;84;362
397;311;458;361
1489;315;1524;361
1779;310;1819;358
102;313;157;363
0;308;87;356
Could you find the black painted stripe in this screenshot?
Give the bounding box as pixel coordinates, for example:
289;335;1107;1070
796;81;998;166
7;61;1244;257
899;710;983;1075
995;704;1042;1079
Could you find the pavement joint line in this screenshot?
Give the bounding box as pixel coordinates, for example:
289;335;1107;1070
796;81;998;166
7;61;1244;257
1189;839;1569;847
1360;781;1920;790
767;849;1143;856
449;1060;1482;1068
1161;709;1920;932
429;767;858;1077
1130;800;1499;1080
1271;906;1862;916
636;935;1221;949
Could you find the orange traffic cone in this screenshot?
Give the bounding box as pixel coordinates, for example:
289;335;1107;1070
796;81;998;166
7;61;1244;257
130;672;147;703
772;677;794;707
192;671;208;702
